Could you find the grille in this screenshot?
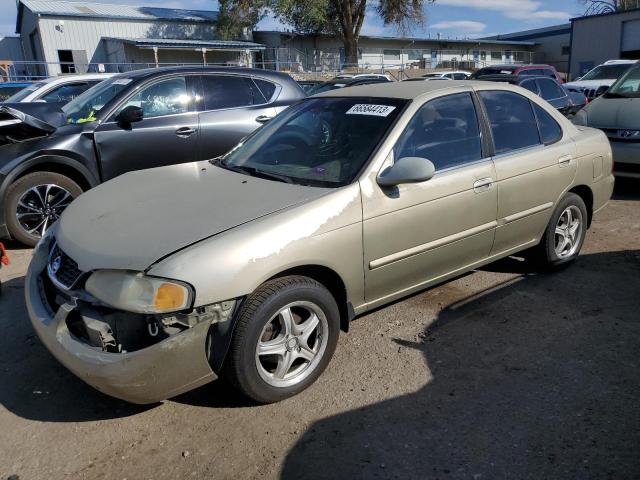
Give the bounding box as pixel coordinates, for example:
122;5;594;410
47;243;85;290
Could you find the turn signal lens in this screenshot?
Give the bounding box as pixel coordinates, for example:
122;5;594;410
154;282;187;311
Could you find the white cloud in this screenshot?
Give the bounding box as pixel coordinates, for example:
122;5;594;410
430;20;487;34
438;0;571;21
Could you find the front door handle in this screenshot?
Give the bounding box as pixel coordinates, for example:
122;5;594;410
473;178;494;193
175;127;197;137
255;115;274;124
558;155;572;167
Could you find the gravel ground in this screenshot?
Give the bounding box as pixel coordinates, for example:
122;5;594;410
1;180;639;480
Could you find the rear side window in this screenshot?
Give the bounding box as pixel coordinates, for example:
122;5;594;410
201;75;266;110
537;78;566;100
520;79;539;94
394;93;482;171
533;103;562;145
479;90;540;155
253;79;277;101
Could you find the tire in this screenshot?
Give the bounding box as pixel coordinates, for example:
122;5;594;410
4;172;83;247
224;275;340;403
531;192;588;269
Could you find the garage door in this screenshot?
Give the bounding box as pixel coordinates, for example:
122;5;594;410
622;19;640;52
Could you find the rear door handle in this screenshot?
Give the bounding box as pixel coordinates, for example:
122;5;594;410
175;127;197;137
558;155;572;167
473;178;494;193
255;115;274;124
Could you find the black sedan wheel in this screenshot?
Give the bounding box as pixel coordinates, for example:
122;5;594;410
225;276;340;403
5;172;82;247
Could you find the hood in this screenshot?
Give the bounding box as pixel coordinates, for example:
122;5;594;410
582;96;640;129
0;103;66;145
565;80;615;90
55;161;332;272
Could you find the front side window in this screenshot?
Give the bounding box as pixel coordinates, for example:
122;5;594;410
116;77;193;119
394;93;482;171
533;103;562;145
218;97;407;187
479;90;540;155
201;75;267;110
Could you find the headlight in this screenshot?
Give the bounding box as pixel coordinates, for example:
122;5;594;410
86;270;194;314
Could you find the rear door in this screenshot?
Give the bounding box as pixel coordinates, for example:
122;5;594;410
93;74;200;181
195;74;278;160
477;89;576;256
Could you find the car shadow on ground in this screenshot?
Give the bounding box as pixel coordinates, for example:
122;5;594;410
280;250;640;479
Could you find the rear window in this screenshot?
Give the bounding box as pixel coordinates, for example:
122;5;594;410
253;79;277;101
201;75;266;110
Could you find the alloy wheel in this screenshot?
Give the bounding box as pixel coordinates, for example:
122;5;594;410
255;301;329;388
554;205;582;259
15;184;74;238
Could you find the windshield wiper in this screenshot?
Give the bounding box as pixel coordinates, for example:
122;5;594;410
222;164;295;184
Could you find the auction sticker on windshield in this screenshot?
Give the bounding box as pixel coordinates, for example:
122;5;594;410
346;104;396;117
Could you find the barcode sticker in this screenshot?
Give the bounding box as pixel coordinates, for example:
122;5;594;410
346;104;396;117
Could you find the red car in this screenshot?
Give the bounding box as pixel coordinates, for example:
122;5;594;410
471;64;565;84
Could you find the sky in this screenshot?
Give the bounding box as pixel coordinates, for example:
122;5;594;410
0;0;587;39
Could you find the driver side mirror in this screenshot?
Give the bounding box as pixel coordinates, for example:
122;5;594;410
377;157;436;187
115;105;144;125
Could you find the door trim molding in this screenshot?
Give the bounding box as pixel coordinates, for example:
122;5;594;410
369;220;498;270
499;202;553;225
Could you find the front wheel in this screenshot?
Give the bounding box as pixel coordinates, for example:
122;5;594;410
531;192;588;268
224;276;340;403
4;172;83;247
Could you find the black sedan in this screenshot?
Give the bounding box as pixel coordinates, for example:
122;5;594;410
476;74;587;117
0;67;305;246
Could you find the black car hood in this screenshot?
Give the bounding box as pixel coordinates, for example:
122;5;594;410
0;103;67;145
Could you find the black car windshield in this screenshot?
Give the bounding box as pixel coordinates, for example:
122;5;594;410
605;64;640;98
217;97;407;187
580;63;633;81
470;66;516;78
307;82;348;95
62;77;132;124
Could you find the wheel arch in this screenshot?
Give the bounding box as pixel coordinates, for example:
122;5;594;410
268;265;354;333
568;184;594;228
7;155;98;192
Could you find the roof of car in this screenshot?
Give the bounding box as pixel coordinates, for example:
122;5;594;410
317;80;496;99
113;66;294;82
39;73;114;84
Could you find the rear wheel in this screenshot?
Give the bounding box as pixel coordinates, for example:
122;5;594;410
224;276;340;403
4;172;82;247
531;192;587;268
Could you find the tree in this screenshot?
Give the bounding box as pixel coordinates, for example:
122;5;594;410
217;0;434;66
581;0;640;15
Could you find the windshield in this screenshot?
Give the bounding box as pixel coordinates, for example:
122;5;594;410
216;97;407;187
5;81;47;102
581;63;634;81
62;78;132;124
605;64;640;98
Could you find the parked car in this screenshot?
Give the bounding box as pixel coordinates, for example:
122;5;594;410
334;73;391;81
307;77;391;95
3;73;114;104
0;67;305;246
422;70;471;80
573;61;640;178
477;75;585;117
26;81;614;405
402;77;452;82
0;82;33;102
297;80;322;94
565;60;637;100
471;64;564;84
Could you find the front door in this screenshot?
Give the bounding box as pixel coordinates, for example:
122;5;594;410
94;75;200;181
476;89;577;256
363;92;498;305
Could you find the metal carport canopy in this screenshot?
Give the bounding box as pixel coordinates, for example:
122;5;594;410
106;37;266;52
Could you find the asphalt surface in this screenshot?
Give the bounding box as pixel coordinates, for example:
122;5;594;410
1;180;639;480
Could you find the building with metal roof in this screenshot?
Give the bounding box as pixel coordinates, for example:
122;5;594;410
11;0;263;77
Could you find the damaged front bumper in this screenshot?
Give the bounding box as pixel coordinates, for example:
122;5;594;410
25;237;219;404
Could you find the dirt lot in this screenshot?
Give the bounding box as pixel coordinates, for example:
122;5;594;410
1;180;639;480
